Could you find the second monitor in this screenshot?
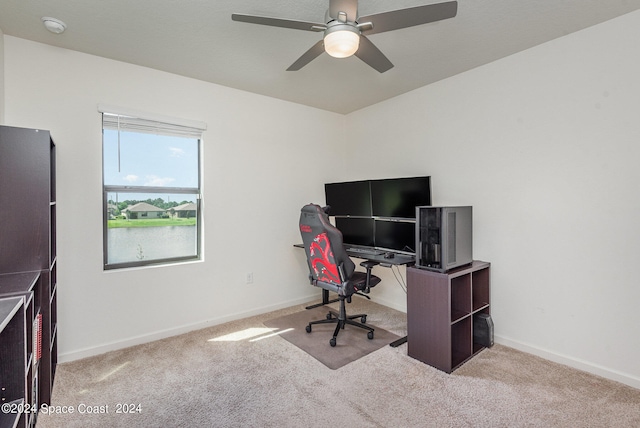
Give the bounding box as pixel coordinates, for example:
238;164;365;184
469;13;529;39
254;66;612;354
335;217;374;248
374;219;416;254
336;217;416;255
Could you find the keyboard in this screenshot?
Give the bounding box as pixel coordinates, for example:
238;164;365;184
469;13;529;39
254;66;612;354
346;247;385;256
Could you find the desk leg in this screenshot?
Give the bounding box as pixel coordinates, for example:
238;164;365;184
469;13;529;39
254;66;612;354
390;336;407;347
305;289;339;309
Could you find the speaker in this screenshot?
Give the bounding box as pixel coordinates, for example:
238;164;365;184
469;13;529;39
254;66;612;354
473;313;494;347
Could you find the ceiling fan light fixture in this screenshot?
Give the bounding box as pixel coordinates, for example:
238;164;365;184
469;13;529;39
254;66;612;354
323;25;360;58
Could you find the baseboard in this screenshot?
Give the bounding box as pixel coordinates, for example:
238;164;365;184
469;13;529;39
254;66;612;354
495;334;640;390
58;294;317;364
368;298;639;390
370;295;407;314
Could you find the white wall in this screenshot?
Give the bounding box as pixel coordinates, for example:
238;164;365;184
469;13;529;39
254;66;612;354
347;11;640;388
3;36;345;360
4;8;640;390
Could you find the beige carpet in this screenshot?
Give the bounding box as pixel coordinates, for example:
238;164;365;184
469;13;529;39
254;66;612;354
263;305;400;369
37;298;640;428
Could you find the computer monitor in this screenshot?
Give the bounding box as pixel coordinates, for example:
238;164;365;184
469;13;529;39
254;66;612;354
374;219;416;254
335;217;375;247
324;180;371;217
371;176;431;219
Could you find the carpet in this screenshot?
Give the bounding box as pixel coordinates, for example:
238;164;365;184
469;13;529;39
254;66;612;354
38;299;640;428
263;305;401;369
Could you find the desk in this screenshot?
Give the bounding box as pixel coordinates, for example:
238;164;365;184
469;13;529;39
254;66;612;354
349;249;414;348
294;243;414;266
346;250;415;266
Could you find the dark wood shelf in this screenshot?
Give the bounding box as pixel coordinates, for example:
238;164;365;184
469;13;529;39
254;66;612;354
0;297;26;428
407;261;491;373
1;125;57;427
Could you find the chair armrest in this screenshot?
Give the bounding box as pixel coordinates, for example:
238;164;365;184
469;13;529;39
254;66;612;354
360;260;379;270
358;260;380;294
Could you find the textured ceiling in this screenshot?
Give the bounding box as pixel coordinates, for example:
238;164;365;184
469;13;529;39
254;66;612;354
1;0;640;114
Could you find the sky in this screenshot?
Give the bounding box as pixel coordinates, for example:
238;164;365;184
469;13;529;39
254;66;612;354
103;129;199;203
103;129;199;187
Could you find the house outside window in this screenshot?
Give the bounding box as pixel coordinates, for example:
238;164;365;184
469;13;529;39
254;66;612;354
100;106;206;270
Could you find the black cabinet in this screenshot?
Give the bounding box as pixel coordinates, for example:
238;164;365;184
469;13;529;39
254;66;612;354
0;126;57;427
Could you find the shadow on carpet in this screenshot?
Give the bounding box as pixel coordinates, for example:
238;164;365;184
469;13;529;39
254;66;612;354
264;306;400;369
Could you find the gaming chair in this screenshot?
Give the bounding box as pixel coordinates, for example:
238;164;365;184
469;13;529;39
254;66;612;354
299;203;381;347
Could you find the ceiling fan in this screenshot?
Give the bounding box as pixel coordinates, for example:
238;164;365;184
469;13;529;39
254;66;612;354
232;0;458;73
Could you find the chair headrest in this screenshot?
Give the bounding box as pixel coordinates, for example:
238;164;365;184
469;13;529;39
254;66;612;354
301;203;330;215
301;203;321;214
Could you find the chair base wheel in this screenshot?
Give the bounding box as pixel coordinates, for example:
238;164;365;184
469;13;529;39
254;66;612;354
305;296;374;346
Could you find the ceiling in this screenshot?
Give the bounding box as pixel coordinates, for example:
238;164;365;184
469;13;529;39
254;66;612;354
1;0;640;114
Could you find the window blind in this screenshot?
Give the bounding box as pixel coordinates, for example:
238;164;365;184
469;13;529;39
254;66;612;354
98;104;206;139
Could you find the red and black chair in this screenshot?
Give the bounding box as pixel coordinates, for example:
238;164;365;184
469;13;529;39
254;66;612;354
299;203;381;347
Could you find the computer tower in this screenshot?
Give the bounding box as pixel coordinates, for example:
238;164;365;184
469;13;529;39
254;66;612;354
415;206;472;272
473;313;494;347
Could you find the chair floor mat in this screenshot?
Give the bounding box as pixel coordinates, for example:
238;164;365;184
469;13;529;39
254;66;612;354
264;306;401;369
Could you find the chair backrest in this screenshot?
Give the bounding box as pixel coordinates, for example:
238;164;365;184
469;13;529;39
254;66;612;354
299;204;355;290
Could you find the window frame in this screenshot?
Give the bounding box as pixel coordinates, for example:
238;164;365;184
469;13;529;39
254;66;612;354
100;106;206;270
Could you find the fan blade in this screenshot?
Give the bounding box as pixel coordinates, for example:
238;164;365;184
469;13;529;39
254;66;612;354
287;40;325;71
358;1;457;35
232;14;325;32
354;36;393;73
329;0;358;22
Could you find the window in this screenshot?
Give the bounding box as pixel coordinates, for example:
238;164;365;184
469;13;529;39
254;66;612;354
100;106;206;269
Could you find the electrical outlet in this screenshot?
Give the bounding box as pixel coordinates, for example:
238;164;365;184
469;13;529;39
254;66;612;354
245;272;254;284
